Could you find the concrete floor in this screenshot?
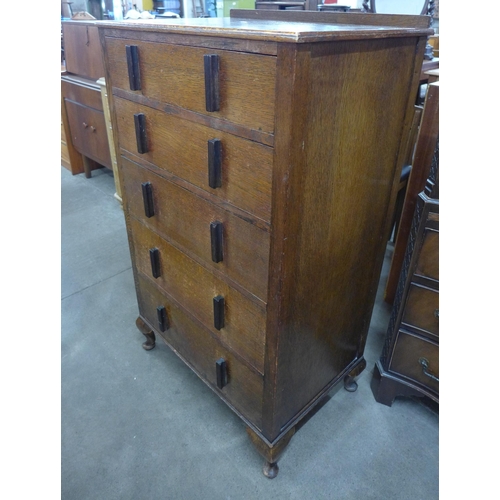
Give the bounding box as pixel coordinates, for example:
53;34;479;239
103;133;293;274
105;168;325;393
61;166;439;499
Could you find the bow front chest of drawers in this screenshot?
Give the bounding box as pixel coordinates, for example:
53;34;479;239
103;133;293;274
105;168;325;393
97;10;433;477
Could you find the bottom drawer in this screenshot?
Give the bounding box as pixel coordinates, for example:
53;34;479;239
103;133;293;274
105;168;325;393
389;331;439;394
136;273;264;430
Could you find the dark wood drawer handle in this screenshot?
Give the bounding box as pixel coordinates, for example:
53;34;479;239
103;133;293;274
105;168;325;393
204;54;220;112
213;295;225;330
134;113;148;154
149;248;161;279
210;221;223;263
126;45;141;91
141;182;155;218
157;305;169;332
418;357;439;383
208;139;222;189
216;358;228;389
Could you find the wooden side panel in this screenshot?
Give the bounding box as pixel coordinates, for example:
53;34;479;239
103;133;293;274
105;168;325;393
266;37;424;439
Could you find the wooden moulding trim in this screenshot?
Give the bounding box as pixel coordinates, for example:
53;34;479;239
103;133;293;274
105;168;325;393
112;88;275;147
120;150;272;232
97;20;433;43
139;273;266;378
102;28;279;56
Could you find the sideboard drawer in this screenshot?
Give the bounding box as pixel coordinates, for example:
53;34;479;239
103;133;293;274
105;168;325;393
415;229;439;281
122;157;270;301
402;284;439;336
105;37;276;134
130;218;266;374
114;97;273;222
390;331;439;393
136;274;264;429
65;100;111;167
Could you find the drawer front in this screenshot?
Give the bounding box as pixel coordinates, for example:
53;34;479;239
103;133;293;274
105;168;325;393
62;79;103;112
65;100;111;167
402;284;439;336
122;158;270;301
129;218;266;374
114;97;273;222
415;228;439;281
390;331;439;393
136;274;263;429
105;37;276;134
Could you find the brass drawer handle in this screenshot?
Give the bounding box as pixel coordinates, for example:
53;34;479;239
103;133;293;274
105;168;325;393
82;122;88;128
418;357;439;383
90;126;96;133
434;309;439;319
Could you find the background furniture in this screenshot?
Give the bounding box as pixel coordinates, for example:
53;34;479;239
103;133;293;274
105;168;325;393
99;10;431;477
372;84;439;405
61;21;122;202
385;81;439;303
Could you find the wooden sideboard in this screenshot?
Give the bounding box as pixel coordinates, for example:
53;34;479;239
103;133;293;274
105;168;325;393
97;10;432;477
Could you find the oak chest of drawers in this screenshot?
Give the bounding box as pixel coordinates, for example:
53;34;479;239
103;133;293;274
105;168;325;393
98;10;432;477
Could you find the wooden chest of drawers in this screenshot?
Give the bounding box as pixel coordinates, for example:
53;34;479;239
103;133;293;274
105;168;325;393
371;132;439;406
98;10;432;477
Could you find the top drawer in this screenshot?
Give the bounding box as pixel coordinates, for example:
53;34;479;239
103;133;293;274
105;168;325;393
104;37;277;134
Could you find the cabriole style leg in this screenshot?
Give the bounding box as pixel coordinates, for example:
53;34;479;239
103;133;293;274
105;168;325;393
135;317;156;350
344;357;367;392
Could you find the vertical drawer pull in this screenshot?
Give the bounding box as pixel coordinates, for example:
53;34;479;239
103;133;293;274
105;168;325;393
213;295;225;330
216;358;228;389
149;248;161;278
208;139;222;189
141;182;155;218
204;54;220;112
134;113;148;154
210;221;224;263
157;305;168;332
418;357;439;383
126;45;141;91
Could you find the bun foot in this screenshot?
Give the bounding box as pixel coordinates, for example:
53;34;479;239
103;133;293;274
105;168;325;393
263;461;279;479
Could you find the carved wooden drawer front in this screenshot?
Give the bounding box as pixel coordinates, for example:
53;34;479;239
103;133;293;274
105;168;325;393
65;100;111;167
415;229;439;281
402;284;439;336
130;218;266;374
105;37;277;134
121;157;270;300
114;97;273;222
390;331;439;393
136;274;264;429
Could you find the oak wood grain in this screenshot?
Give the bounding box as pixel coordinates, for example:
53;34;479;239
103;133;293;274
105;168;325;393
105;36;277;134
121;157;270;301
114;97;273;222
136;274;264;428
130;218;267;374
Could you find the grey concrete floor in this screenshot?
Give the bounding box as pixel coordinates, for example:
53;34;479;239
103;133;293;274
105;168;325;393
61;166;438;499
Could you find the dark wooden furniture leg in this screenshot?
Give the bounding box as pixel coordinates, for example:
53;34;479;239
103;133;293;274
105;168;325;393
247;427;295;479
344;357;366;392
136;317;156;350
